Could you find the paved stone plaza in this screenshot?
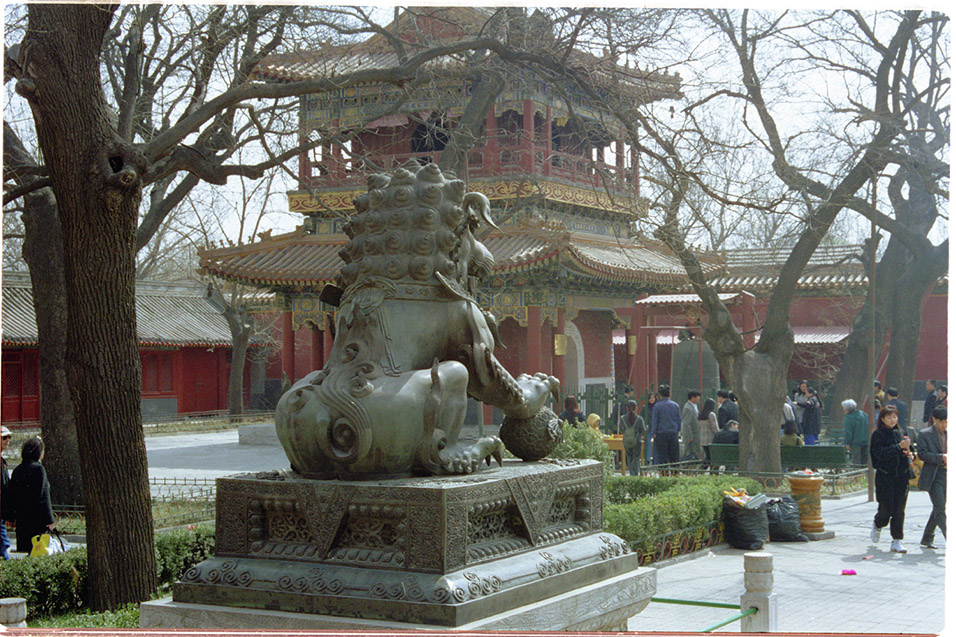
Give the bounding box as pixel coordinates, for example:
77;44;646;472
146;429;949;633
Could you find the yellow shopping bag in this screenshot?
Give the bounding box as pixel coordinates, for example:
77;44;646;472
30;530;67;557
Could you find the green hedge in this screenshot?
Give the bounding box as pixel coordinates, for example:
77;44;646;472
0;523;215;621
604;475;764;545
0;548;88;619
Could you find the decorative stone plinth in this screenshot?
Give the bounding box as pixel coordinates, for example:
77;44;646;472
145;460;652;630
787;473;832;539
142;568;655;631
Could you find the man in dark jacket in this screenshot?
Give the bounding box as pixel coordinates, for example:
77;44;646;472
716;390;739;430
1;426;11;560
885;387;910;436
712;420;740;444
917;406;947;549
922;380;938;425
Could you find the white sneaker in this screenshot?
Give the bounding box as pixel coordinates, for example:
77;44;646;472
890;539;907;553
870;523;881;543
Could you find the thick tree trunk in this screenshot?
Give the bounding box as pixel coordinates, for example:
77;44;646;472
828;255;893;422
728;350;786;473
228;329;250;418
21;5;156;609
882;248;946;414
21;188;84;505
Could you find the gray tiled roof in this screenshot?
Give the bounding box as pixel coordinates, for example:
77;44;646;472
710;245;866;292
2;273;236;348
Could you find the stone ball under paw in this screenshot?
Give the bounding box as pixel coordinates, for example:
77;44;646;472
499;407;562;461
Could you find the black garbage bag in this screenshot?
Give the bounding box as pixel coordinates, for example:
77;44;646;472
722;497;769;550
766;495;809;542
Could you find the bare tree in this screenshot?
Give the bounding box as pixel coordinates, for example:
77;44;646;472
828;11;949;420
597;10;931;471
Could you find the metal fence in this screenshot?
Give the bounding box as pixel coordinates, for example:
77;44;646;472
54;476;218;535
638;461;869;496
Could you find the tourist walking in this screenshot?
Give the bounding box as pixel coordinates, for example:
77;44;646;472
6;437;56;554
842;399;870;465
885;387;910;436
642;392;658;463
681;391;701;461
619;400;645;476
917;406;946;549
874;380;886;405
650;385;681;465
558;396;586;427
1;426;12;560
698;398;718;453
610;385;636;434
870;405;913;553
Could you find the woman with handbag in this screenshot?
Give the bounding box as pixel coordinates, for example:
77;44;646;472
6;437;56;554
869;405;914;553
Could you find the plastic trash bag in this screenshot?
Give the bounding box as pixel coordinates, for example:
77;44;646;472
722;496;769;550
766;495;809;542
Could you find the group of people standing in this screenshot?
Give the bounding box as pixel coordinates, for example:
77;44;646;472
1;428;57;559
780;380;822;446
592;385;742;476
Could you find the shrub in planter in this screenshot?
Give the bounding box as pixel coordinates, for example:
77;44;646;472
604;475;763;547
154;523;215;590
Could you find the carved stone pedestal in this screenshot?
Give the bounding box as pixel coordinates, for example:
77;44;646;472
141;460;654;630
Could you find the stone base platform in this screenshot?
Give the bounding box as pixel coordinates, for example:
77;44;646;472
142;568;655;631
142;460;653;630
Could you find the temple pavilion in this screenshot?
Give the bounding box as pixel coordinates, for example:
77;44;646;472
198;8;722;421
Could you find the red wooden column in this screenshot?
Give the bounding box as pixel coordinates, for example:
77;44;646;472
521;99;535;173
625;298;647;392
552;307;566;387
282;311;295;382
525;306;542;373
543;105;553;177
310;323;323;371
298;138;311;185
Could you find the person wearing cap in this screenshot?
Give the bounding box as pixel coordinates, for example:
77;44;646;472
712;420;740;444
1;426;12;560
586;413;602;431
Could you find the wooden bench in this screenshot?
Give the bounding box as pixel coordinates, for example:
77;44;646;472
705;443;848;470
